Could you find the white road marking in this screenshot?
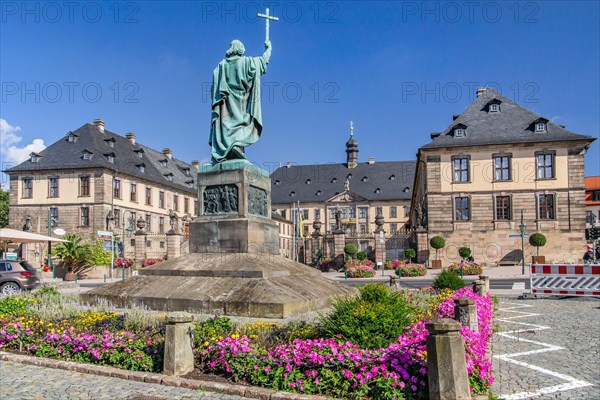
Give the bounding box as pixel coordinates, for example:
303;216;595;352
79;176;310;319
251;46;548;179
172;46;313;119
512;282;526;290
494;302;593;399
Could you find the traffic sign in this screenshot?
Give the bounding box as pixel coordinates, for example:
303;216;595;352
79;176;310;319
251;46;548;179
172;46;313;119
509;234;529;238
97;230;114;237
53;228;66;236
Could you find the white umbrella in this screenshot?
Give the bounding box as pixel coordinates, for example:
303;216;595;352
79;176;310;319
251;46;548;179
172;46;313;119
0;228;70;243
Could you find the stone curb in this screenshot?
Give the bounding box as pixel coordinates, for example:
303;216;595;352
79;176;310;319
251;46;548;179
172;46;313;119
0;351;337;400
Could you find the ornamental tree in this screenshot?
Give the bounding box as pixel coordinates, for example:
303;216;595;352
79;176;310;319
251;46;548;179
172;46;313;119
429;236;445;260
529;233;547;256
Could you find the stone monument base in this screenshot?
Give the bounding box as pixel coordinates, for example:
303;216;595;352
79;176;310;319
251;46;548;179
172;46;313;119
81;252;355;319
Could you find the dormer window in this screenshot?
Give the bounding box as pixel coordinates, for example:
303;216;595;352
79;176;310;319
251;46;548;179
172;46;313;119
274;180;281;186
347;174;352;179
305;179;311;185
105;154;115;163
105;138;116;148
182;167;191;177
389;175;396;181
134;149;144;159
331;178;337;183
82;150;93;160
67;132;78;143
361;176;368;182
137;164;145;173
160;159;168;168
186;180;194;188
455;128;465;137
316;190;322;196
403;186;410;193
375;188;381;194
489;103;500;112
535;122;546;132
164;173;174;182
290;191;296;197
30;153;41;163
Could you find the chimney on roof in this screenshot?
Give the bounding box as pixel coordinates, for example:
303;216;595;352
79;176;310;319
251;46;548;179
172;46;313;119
452;114;460;121
125;132;136;145
162;148;172;159
368;157;375;165
93;119;105;133
476;88;488;98
286;161;292;168
191;160;199;168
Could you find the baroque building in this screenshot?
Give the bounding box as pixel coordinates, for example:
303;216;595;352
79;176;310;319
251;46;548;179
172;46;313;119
5;119;198;265
410;88;595;265
270;125;415;258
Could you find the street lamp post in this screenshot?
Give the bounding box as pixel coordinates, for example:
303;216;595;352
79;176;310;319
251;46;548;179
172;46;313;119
120;211;136;280
47;208;58;279
519;210;527;275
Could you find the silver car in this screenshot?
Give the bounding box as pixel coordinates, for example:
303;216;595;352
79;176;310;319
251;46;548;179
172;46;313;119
0;259;41;295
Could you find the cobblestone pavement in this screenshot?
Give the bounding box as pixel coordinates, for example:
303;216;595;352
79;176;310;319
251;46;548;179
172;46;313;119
0;360;252;400
492;297;600;399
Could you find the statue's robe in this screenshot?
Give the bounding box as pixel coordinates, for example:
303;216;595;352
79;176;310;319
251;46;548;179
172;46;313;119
209;55;267;162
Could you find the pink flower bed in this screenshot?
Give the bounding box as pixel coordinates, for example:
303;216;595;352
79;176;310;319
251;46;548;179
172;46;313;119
345;260;376;278
198;286;494;398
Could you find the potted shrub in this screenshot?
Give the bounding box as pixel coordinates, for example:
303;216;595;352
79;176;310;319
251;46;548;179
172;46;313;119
356;251;367;261
404;248;416;263
457;246;472;278
429;236;445;269
344;243;358;261
529;233;547;264
52;233;92;281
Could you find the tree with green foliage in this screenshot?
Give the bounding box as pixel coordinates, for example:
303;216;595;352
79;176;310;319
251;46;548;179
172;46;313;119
429;236;445;259
433;270;467;290
52;233;92;275
90;239;112;266
0;190;8;228
356;251;367;261
529;233;547;256
344;243;358;256
404;248;416;261
458;246;472;259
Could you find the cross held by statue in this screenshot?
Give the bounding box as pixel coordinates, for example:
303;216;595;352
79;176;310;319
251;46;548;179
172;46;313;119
257;7;279;41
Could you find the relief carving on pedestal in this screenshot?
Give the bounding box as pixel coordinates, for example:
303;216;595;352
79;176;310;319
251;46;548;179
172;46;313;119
203;184;238;214
248;186;267;216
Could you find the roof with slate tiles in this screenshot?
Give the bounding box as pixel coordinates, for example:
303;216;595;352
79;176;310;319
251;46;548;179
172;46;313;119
5;123;197;194
270;160;416;204
422;88;595;149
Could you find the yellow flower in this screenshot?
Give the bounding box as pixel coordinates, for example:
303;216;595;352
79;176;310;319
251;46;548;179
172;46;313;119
203;341;209;347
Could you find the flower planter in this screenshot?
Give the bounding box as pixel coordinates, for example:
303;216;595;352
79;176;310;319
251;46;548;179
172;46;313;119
531;255;545;264
63;272;76;281
431;260;442;269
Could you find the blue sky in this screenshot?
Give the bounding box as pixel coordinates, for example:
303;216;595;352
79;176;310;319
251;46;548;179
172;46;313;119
1;0;599;185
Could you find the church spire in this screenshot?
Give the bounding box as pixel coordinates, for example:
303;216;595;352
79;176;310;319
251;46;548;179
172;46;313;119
346;120;358;169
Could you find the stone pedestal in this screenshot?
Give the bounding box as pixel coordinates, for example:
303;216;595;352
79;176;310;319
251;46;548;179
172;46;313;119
478;275;490;294
189;163;279;255
134;230;146;267
166;231;181;259
454;297;479;332
374;230;386;265
416;228;429;264
333;231;346;266
163;312;194;376
426;318;471;400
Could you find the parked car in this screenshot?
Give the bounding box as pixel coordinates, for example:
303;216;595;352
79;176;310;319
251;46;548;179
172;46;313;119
0;259;41;295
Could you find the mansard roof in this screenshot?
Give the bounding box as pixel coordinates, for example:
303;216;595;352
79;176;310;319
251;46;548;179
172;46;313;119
5;123;197;194
422;89;595;149
271;161;415;204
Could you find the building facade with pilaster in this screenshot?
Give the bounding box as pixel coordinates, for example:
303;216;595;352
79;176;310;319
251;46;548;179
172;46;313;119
410;88;595;265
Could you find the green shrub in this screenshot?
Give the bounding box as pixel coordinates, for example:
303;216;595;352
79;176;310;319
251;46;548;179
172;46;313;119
529;233;547;256
0;294;36;316
356;251;367;261
433;270;467;290
318;284;414;349
194;316;233;341
404;248;416;260
429;236;445;259
344;243;358;256
458;246;472;259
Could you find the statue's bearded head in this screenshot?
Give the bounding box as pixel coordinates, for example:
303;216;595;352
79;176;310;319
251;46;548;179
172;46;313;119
226;40;245;57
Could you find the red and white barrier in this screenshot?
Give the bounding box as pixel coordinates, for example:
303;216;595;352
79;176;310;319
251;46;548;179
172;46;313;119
530;264;600;296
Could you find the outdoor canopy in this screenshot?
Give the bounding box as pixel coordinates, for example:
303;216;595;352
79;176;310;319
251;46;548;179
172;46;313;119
0;228;70;243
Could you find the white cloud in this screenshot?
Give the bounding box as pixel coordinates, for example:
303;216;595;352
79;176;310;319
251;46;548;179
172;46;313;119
0;118;46;165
